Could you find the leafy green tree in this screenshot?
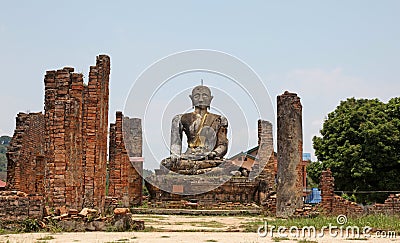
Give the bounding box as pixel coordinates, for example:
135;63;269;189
306;161;323;187
312;97;400;203
0;136;11;145
0;135;11;172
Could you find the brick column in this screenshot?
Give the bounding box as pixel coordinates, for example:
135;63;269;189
83;55;110;211
44;67;85;209
276;91;303;218
320;169;334;214
43;55;110;211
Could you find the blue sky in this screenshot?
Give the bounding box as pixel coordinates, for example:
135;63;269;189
1;1;399;167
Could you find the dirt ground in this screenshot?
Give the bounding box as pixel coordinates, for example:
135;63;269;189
0;214;398;243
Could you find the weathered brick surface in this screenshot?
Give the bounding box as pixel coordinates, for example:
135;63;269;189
319;169;335;213
6;112;45;194
44;68;84;209
108;112;143;207
320;169;400;216
0;191;44;221
370;194;400;214
320;169;363;216
82;55;110;210
276;91;303;218
146;177;259;205
44;55;110;211
4;55;124;218
256;120;275;194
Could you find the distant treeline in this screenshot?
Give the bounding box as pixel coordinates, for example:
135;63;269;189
0;136;11;172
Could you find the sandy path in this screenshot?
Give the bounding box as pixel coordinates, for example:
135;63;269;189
0;215;398;242
1;231;398;243
131;214;259;231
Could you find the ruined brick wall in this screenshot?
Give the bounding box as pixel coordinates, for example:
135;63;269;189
276;91;303;218
4;55;110;215
6;112;45;194
0;191;43;221
108;112;143;207
44;55;110;211
320;169;363;216
369;194;400;214
44;68;85;209
319;169;400;216
146;178;259;205
82;55;110;209
255;120;276;205
256;120;275;188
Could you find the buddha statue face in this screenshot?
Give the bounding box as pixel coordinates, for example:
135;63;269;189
189;85;213;109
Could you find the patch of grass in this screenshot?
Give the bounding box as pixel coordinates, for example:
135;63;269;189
105;226;118;232
205;240;218;242
297;240;318;243
37;235;55;241
347;214;400;232
116;239;129;242
22;219;42;232
241;214;400;233
272;237;290;242
131;236;137;239
160;235;170;238
44;218;63;233
0;229;13;235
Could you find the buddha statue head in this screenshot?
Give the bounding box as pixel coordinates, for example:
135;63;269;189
189;85;213;109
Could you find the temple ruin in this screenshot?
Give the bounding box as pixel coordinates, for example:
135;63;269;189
2;54;400;225
5;55;143;217
2;54;314;220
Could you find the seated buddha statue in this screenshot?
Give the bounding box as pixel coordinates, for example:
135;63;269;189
161;85;229;174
